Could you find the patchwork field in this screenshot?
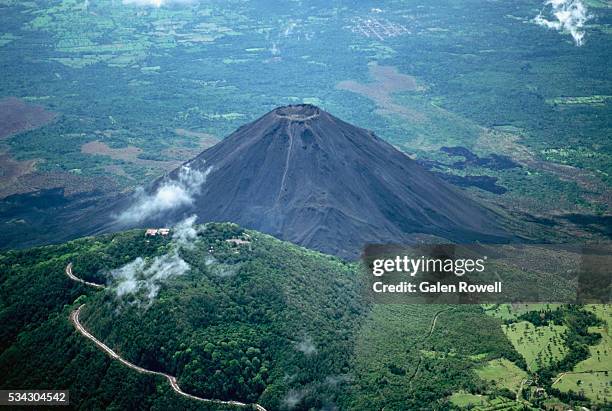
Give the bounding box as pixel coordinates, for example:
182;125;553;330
337;63;426;123
575;305;612;374
349;304;521;409
481;303;611;408
449;391;524;410
0;97;56;140
485;304;562;322
80;140;178;170
503;321;568;372
1;0;611;248
552;305;612;404
554;371;611;404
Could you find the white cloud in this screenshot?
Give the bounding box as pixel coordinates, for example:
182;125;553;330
112;250;189;302
110;217;207;303
534;0;591;46
282;388;308;410
122;0;196;7
172;214;199;249
324;374;351;386
210;263;239;278
295;335;317;355
116;165;212;225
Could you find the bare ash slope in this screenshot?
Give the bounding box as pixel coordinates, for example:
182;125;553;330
131;104;508;258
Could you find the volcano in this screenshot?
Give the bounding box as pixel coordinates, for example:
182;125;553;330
103;105;512;258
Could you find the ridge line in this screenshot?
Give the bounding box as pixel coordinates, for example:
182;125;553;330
66;264;267;411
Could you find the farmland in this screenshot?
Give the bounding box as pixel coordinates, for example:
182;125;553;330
552;305;612;404
476;358;528;395
0;0;611;247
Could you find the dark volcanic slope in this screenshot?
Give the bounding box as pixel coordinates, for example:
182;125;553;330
107;105;512;258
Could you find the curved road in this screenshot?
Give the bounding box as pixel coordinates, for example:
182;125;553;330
408;307;454;386
425;307;452;339
66;264;267;411
66;263;105;289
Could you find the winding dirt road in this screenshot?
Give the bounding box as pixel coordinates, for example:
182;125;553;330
408;307;454;386
66;264;267;411
65;263;105;289
425;307;452;339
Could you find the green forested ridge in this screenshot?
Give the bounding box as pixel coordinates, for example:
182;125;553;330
0;224;367;409
0;225;608;410
81;223;366;409
0;230;232;410
346;304;525;410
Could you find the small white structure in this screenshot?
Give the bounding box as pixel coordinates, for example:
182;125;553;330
145;229;158;236
145;228;170;237
225;238;250;245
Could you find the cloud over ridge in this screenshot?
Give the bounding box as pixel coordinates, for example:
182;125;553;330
112;250;189;301
117;165;212;225
111;215;200;303
534;0;591;46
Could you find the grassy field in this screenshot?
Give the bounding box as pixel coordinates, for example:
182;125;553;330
483;304;611;408
552;304;612;404
502;321;568;372
575;305;612;373
553;371;611;403
449;391;487;407
484;304;562;321
476;358;528;394
449;391;525;410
